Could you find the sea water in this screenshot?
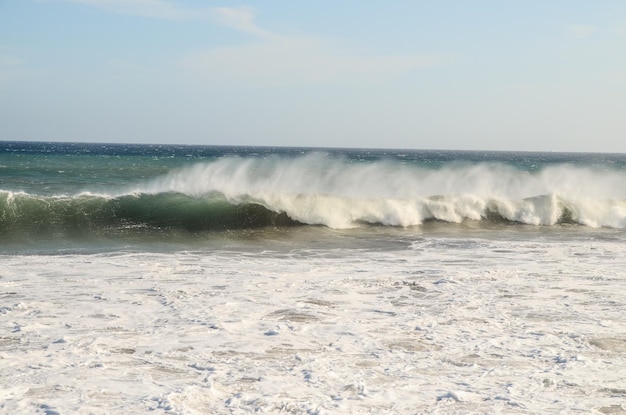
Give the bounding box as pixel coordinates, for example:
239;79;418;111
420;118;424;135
1;142;625;414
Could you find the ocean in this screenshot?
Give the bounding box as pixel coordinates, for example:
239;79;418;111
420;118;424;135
1;141;625;414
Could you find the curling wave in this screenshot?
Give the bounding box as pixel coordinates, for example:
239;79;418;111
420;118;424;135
0;191;297;241
137;154;626;229
1;154;625;241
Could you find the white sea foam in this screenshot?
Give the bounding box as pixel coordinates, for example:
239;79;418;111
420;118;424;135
1;233;625;414
133;155;626;228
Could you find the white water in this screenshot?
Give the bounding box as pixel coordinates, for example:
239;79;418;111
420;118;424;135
136;155;626;228
1;234;625;414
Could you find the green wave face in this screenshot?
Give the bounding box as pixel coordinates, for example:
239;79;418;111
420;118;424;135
0;191;299;243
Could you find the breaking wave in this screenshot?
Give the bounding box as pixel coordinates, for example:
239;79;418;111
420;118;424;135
1;154;625;241
138;154;626;229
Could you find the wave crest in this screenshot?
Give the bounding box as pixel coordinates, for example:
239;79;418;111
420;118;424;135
135;154;626;229
2;154;625;239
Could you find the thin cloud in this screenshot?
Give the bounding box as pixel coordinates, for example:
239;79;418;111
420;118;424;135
61;0;272;37
181;3;443;87
212;6;275;39
0;54;23;67
182;37;443;87
62;0;210;20
65;0;275;38
564;24;597;39
61;1;444;87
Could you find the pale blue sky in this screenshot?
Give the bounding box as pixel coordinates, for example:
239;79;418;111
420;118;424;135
1;1;625;152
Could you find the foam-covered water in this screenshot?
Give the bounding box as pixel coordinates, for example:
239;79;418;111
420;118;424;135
2;235;625;414
1;142;625;414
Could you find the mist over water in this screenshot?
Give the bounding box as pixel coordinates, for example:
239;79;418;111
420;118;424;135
140;153;626;228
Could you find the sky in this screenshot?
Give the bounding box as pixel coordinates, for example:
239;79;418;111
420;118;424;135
1;1;625;152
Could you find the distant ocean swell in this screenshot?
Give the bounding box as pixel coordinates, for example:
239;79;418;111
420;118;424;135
1;154;625;238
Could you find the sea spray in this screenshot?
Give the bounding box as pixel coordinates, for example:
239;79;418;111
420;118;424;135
134;154;626;228
1;144;626;245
